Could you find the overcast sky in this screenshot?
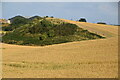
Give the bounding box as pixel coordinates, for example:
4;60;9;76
2;2;118;25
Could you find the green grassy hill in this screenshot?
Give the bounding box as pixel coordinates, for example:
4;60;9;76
2;16;104;46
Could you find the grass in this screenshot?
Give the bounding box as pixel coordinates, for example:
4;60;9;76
46;18;66;24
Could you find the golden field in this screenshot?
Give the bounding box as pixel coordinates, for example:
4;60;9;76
2;19;118;78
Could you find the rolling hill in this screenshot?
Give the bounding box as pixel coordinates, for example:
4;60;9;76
2;17;104;46
2;17;118;78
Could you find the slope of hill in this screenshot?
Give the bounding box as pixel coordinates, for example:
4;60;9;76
2;17;104;46
2;18;118;78
59;18;118;37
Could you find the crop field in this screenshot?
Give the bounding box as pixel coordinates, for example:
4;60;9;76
2;19;118;78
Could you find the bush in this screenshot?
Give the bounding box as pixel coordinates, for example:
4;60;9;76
2;18;104;46
44;16;48;18
39;33;48;40
79;18;87;22
9;15;29;25
2;26;13;31
29;16;42;20
50;16;54;18
97;22;106;24
47;30;55;37
8;15;30;30
54;23;78;36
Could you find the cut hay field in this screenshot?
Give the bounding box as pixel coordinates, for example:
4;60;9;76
2;19;118;78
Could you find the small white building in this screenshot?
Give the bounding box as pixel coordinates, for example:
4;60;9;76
0;19;11;24
7;20;11;24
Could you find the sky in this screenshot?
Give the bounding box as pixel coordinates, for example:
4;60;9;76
1;2;118;25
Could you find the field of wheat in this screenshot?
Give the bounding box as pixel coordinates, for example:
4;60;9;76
2;19;118;78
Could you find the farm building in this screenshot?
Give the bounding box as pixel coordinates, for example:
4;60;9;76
0;19;11;24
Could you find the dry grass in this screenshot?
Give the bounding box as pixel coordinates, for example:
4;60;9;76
2;18;118;78
46;18;66;24
0;31;7;34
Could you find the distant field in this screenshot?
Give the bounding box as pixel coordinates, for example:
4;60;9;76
2;18;118;78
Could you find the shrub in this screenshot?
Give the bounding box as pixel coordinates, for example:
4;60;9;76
2;18;104;46
50;16;54;18
54;23;78;36
8;15;30;30
9;15;29;25
29;16;42;20
97;22;106;24
79;18;87;22
47;30;55;37
2;26;13;31
39;33;48;40
44;16;48;18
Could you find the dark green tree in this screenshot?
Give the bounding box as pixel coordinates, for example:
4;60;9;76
97;22;106;24
79;18;87;22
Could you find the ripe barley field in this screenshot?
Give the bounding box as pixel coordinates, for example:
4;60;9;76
2;19;118;78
